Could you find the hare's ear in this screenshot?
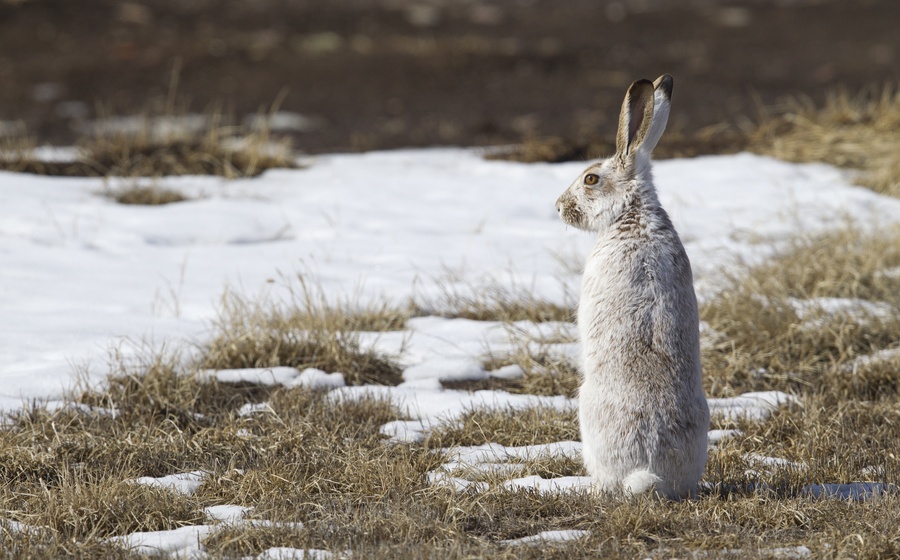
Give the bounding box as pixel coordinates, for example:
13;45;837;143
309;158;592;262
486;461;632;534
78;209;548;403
615;79;655;166
637;74;673;160
640;74;674;159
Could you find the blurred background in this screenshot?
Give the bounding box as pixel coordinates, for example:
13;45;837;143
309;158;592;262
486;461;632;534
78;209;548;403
1;0;898;155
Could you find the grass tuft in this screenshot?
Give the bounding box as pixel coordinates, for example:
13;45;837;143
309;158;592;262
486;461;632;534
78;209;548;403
106;184;190;205
700;226;900;401
419;281;574;323
444;350;580;398
201;282;407;386
426;406;578;449
0;110;295;179
748;85;900;197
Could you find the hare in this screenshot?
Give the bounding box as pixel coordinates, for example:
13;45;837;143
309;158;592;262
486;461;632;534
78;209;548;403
555;74;709;499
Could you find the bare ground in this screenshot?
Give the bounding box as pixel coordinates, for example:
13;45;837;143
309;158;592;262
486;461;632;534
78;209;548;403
1;0;899;154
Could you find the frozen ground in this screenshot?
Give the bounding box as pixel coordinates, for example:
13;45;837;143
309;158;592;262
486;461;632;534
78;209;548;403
3;148;900;556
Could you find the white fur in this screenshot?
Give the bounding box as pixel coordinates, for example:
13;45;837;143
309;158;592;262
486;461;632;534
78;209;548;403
623;470;663;497
555;75;710;500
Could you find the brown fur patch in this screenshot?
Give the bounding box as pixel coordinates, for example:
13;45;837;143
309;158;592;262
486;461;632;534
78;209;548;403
558;195;586;228
613;196;646;236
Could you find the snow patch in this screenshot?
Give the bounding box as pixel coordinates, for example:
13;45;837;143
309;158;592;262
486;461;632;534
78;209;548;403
128;471;206;496
707;429;742;447
707;391;797;421
402;357;486;382
788;297;895;327
440;441;582;469
841;347;900;371
4;150;900;410
745;453;807;471
695;545;812;558
202;367;345;390
503;475;594;494
108;524;215;556
427;471;488;492
488;364;526;379
256;548;334;560
501;529;591;546
332;385;575;429
204;504;253;524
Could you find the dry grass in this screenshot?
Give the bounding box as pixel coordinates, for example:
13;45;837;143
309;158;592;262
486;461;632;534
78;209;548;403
0;347;419;557
748;85;900;197
700;225;900;401
0;96;295;180
107;184;190;206
426;406;579;449
0;120;294;179
201;282;407;386
4;226;900;557
0;64;297;182
443;350;580;398
418;281;574;323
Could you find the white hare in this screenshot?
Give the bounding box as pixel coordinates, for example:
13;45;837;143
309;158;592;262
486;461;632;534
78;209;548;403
555;74;709;499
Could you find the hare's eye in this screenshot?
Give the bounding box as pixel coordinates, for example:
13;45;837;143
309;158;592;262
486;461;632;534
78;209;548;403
584;173;599;186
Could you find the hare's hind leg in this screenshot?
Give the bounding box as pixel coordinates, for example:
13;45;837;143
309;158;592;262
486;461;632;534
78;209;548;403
578;388;625;492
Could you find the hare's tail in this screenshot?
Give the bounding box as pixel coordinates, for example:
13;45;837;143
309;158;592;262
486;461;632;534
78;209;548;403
623;470;661;496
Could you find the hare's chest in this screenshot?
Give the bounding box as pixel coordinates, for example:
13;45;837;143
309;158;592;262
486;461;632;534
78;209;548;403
577;247;656;354
579;249;650;315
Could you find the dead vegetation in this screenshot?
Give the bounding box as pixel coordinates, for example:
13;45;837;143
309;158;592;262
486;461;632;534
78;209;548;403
7;373;897;559
200;282;407;386
0;111;295;180
426;406;578;449
747;85;900;197
107;184;191;205
3;226;900;558
417;281;574;323
442;350;580;398
1;62;296;181
700;225;900;401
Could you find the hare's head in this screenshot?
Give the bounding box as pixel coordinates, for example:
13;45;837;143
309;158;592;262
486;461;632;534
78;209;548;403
555;74;673;232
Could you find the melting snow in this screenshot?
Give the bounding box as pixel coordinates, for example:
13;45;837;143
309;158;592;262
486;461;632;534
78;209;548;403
707;391;797;421
503;475;594;494
696;545;813;558
256;548;334;560
4;149;899;554
788;297;895;327
501;529;591;546
841;347;900;371
745;453;807;471
108;524;215;556
707;429;742;447
201;367;345;390
4;150;900;410
204;504;253;523
333;384;575;433
440;441;582;469
801;483;897;501
128;471;207;496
